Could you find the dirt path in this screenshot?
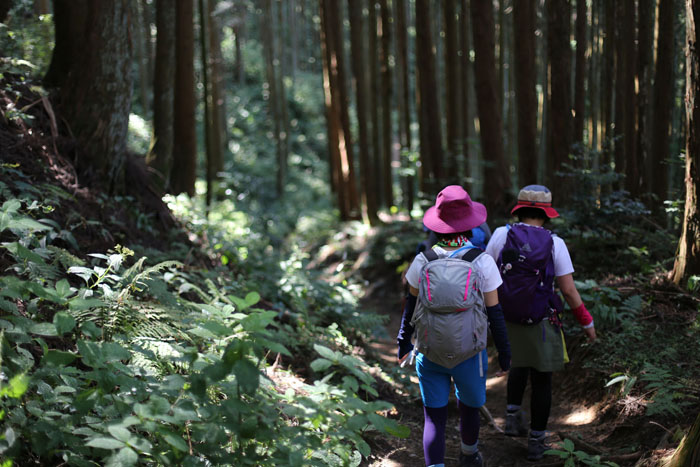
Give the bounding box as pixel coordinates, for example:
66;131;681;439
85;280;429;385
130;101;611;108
362;295;617;467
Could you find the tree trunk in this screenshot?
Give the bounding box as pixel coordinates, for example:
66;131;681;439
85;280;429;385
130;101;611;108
416;0;444;191
368;1;382;205
572;0;586;145
513;0;538;187
394;0;414;212
171;0;197;196
443;0;460;183
546;0;572;191
263;0;284;197
133;0;149;115
637;0;654;194
671;0;700;284
601;0;615;167
208;0;225;175
348;0;379;225
471;0;510;213
379;0;394;207
34;0;50;15
198;0;212;208
44;0;133;189
460;0;471;185
622;0;638;195
0;0;10;23
664;411;700;466
151;0;175;191
651;0;676;205
319;0;360;219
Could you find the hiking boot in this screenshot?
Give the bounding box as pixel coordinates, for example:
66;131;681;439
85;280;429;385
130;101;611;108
459;450;486;467
504;409;528;437
527;432;551;461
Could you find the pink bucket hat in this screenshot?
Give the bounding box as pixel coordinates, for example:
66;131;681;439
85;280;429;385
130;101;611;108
423;185;487;234
510;184;559;218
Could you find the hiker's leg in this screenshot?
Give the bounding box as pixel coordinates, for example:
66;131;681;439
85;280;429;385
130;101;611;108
507;366;529;406
416;355;451;466
529;369;553;431
453;351;487;456
423;405;448;467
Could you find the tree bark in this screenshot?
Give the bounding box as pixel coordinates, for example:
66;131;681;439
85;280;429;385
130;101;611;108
651;0;676;204
151;0;175;191
513;0;538;187
573;0;586;145
546;0;572;191
664;411;700;466
198;0;212;208
348;0;379;225
471;0;510;213
133;0;149;115
44;0;133;189
262;0;284;197
637;0;654;194
443;0;460;183
368;1;382;205
601;0;615;167
671;0;700;284
416;0;443;191
379;0;394;207
0;0;10;23
459;0;471;184
394;0;414;212
171;0;197;196
319;0;360;219
208;0;225;175
621;0;638;195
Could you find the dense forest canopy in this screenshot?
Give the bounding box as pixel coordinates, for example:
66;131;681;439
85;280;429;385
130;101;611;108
0;0;699;466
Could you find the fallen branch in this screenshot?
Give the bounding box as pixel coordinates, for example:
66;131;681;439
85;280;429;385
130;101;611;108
480;405;503;433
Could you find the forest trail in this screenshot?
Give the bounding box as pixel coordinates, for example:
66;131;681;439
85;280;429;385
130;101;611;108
362;292;624;467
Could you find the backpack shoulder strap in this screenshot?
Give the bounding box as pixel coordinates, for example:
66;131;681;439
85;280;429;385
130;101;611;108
422;248;439;262
460;248;483;262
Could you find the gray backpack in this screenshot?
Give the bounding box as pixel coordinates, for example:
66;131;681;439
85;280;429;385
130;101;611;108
410;248;488;369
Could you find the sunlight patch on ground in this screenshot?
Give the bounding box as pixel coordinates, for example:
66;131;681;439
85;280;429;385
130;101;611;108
486;373;507;390
563;406;597;425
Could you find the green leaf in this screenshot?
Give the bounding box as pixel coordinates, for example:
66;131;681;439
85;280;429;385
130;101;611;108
55;279;73;298
2;199;20;213
53;312;76;335
107;425;133;443
314;344;339;361
86;437;125;450
562;438;575;452
29;322;57;336
233;359;260;394
43;349;77;366
0;373;29;398
106;447;138;467
310;358;333;372
161;430;189;452
69;298;106;311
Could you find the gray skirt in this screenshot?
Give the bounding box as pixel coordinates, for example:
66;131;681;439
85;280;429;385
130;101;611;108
506;320;567;372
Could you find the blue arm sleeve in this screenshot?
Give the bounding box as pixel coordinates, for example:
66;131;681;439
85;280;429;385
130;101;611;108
486;303;511;371
397;294;417;359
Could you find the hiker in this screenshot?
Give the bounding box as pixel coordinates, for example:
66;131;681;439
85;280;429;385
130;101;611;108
485;184;597;461
416;221;493;254
397;185;511;467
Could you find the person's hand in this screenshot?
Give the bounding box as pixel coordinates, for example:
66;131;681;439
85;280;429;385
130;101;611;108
584;326;596;342
498;351;511;373
397;341;414;363
398;352;411;366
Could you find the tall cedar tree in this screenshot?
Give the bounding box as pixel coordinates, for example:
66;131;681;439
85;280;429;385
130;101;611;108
368;2;383;205
671;0;700;284
637;0;654;193
601;0;615;165
512;0;538;186
44;0;133;188
443;0;460;182
208;0;226;175
171;0;197;196
546;0;572;192
262;0;285;196
651;0;676;205
621;0;638;194
152;0;175;191
415;0;444;191
198;0;213;207
394;0;414;211
348;0;380;224
379;0;394;207
471;0;510;213
459;0;471;183
319;0;360;219
573;0;586;145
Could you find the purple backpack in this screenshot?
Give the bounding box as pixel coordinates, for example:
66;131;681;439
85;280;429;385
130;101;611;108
497;224;563;324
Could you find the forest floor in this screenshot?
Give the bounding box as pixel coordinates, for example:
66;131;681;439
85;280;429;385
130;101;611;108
358;283;677;467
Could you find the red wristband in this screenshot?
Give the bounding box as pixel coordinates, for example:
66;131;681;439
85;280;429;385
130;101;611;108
571;302;593;326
